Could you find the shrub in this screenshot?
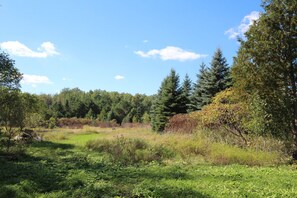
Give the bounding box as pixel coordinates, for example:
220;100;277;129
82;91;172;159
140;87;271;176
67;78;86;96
165;114;198;133
86;137;174;165
48;117;57;129
190;88;251;145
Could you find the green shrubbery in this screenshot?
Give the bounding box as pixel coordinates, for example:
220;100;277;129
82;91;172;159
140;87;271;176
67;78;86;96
86;136;174;165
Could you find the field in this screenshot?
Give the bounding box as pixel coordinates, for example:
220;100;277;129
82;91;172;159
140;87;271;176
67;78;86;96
1;127;297;197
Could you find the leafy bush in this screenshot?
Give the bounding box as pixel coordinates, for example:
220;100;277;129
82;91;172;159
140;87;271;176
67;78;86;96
165;114;198;133
86;136;174;165
190;88;251;145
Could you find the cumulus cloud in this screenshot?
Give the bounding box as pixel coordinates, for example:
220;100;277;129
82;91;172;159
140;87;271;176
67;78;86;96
115;75;125;80
225;11;260;39
21;74;52;87
0;41;59;58
135;46;207;61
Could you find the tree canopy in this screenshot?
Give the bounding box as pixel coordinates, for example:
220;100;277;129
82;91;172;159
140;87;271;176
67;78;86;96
232;0;297;157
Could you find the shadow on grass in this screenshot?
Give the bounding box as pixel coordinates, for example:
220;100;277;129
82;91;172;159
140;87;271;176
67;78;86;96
31;141;74;150
0;154;64;197
0;141;77;197
83;162;211;197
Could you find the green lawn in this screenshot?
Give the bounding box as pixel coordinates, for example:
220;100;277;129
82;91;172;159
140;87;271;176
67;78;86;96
1;129;297;197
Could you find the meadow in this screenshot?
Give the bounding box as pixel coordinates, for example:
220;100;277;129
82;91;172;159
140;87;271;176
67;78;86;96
1;127;297;198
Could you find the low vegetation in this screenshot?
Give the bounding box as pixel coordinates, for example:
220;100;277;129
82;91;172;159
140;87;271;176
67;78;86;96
1;127;297;197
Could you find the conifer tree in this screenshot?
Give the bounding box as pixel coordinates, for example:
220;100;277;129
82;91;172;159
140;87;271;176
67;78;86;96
151;69;183;132
180;74;192;113
189;62;210;111
204;48;231;104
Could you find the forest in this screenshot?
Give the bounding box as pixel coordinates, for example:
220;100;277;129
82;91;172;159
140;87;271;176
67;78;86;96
0;0;297;197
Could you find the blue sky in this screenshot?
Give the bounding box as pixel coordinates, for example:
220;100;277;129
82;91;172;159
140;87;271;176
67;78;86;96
0;0;262;95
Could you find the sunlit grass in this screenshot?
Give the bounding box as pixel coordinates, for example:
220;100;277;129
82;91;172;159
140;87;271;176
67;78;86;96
39;126;285;166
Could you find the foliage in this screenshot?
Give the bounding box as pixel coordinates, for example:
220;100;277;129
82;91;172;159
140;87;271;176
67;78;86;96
37;88;153;125
192;89;251;144
191;88;251;144
232;0;297;157
0;89;26;152
0;51;22;90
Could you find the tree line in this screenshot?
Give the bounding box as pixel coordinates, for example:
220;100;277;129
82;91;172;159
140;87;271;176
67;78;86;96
38;88;153;124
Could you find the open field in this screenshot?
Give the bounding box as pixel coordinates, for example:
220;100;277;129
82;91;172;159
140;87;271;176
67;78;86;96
1;127;297;197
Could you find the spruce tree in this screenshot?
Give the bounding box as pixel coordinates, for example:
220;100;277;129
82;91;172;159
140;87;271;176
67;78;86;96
151;69;183;132
189;62;210;111
180;74;192;113
205;48;231;103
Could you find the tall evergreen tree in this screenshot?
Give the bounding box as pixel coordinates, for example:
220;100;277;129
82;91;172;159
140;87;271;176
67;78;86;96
151;69;183;132
204;48;231;104
189;62;210;111
180;74;192;113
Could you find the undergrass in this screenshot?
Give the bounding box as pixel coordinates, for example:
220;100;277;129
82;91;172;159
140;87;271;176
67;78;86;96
0;127;296;197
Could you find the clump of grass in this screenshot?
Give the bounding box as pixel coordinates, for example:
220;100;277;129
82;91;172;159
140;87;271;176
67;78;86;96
209;143;281;166
42;132;69;141
86;136;174;166
158;131;284;166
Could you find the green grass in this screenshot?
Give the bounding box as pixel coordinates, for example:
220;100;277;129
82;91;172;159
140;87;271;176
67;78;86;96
1;128;297;197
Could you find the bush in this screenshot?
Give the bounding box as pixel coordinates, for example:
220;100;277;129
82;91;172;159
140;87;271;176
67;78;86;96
165;114;198;133
48;117;57;129
190;88;251;145
86;137;174;165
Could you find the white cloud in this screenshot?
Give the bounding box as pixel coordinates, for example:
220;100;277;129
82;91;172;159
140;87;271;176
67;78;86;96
225;11;260;39
0;41;59;58
21;74;52;87
62;77;72;81
135;46;207;61
115;75;125;80
143;40;149;43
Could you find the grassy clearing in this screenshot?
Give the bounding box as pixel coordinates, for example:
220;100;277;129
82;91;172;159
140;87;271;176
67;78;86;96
0;127;296;197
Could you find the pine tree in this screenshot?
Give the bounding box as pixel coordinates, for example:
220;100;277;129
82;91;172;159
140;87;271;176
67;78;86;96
204;48;231;104
151;69;183;132
189;62;210;111
180;74;192;113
